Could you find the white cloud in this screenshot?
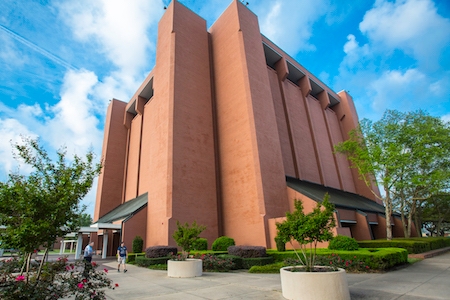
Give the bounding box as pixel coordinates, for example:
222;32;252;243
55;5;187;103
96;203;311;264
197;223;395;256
257;0;327;54
46;69;101;154
339;34;372;74
368;68;427;113
343;34;358;54
442;114;450;123
333;0;450;121
359;0;450;70
0;118;37;178
56;0;163;77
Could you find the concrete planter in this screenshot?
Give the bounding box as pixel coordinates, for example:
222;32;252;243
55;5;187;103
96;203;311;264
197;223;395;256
167;258;202;278
280;266;350;300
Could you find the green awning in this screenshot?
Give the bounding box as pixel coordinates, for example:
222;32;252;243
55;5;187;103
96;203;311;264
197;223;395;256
95;192;148;224
286;176;387;214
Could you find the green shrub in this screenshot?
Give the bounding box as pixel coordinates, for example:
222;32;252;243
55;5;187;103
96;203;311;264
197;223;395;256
275;236;286;252
212;236;235;251
193;238;208;251
135;256;170;267
328;235;359;251
132;236;144;253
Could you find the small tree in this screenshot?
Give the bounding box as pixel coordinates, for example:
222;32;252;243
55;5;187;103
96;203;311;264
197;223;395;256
0;137;101;280
276;193;336;272
172;221;206;260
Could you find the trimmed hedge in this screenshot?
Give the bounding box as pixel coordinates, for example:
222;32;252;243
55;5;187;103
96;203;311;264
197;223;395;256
216;254;243;269
127;253;145;263
135;256;170;267
145;246;178;258
242;257;274;269
228;246;267;258
358;237;450;254
249;262;284;273
266;248;408;271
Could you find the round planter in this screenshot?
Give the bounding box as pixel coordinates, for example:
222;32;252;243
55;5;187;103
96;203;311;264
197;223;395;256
167;258;202;278
280;266;350;300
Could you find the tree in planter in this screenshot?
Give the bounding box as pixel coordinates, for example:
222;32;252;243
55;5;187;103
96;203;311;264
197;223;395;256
172;221;206;260
276;193;336;272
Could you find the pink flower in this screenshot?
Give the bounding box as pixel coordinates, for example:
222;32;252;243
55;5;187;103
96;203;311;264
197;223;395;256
15;275;25;281
104;268;108;273
91;262;97;267
77;283;84;289
82;279;88;283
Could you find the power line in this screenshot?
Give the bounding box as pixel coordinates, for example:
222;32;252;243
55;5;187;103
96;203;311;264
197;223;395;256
0;24;77;71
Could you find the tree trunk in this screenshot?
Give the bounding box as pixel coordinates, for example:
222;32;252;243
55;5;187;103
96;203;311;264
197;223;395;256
414;210;422;238
384;187;393;240
406;199;417;238
406;215;412;238
400;207;408;237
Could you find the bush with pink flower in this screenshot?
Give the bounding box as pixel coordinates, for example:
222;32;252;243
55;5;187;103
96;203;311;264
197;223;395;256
0;256;117;300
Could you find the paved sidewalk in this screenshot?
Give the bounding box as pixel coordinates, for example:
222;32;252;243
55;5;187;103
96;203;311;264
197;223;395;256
98;251;450;300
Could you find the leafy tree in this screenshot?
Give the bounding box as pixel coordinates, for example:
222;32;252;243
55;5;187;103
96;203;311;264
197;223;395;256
0;137;101;257
172;220;206;259
276;193;335;272
421;193;450;236
77;213;93;227
335;110;450;239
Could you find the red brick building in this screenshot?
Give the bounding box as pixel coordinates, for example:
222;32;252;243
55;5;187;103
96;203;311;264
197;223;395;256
93;0;415;255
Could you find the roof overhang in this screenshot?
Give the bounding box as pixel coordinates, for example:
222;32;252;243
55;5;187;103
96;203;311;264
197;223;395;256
286;176;391;215
89;223;122;230
94;192;148;224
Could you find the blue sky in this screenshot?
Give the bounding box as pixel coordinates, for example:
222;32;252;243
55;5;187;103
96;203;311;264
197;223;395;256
1;0;449;215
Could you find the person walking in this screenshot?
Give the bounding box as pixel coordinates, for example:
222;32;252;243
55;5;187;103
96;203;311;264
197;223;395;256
117;242;128;273
84;242;95;263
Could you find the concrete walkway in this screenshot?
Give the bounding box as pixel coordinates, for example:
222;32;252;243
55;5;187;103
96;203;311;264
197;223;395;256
97;251;450;300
